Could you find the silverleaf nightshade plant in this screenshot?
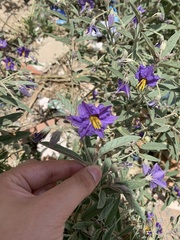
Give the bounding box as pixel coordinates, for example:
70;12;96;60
67;101;117;138
143;163;167;189
135;64;160;91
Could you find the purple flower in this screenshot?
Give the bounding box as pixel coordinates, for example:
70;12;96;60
19;86;31;97
19;79;36;97
108;13;114;27
148;100;161;109
174;186;180;197
156;222;162;234
134;118;141;129
0;39;7;49
3;57;15;71
132;5;146;26
146;212;154;222
32;128;50;143
143;163;167;189
87;25;102;37
135;64;160;91
155;42;161;48
67;101;117;138
78;0;95;12
17;46;30;58
116;79;130;98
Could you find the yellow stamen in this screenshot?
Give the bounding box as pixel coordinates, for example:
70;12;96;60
89;116;102;129
136;78;147;91
8;62;11;66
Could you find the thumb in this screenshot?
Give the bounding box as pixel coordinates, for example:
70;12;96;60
38;165;102;222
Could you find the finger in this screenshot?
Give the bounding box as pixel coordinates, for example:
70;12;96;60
6;159;84;192
38;165;102;222
33;183;56;195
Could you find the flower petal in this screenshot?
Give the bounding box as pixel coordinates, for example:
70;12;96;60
143;164;151;175
152;179;167;188
67;116;84;127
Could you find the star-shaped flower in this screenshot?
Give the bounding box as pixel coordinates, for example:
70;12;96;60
67;101;117;139
0;39;7;49
3;57;15;71
146;212;154;222
135;64;160;91
143;163;167;189
17;46;30;58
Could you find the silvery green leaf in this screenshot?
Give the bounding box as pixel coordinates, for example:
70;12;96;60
159;61;180;69
0;112;23;127
0;131;29;145
41;142;85;164
105;197;120;225
97;189;106;209
139;153;160;162
73;221;95;230
161;30;180;58
102;224;115;240
155;125;170;133
0;96;32;112
107;66;124;79
99;136;140;157
56;94;75;115
140;142;167;150
126;179;147;189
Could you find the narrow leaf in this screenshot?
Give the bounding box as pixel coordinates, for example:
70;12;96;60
142;33;157;58
0;131;30;145
107;66;124;79
139;153;160;162
159;61;180;69
99;136;140;157
97;190;106;209
41;142;85;164
140;142;167;150
0;112;23;126
45;33;71;45
161;30;180;57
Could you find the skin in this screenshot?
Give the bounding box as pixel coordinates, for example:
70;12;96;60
0;159;102;240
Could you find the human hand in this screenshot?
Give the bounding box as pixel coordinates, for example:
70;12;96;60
0;159;102;240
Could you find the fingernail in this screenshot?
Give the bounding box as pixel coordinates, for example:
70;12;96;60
87;166;102;184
